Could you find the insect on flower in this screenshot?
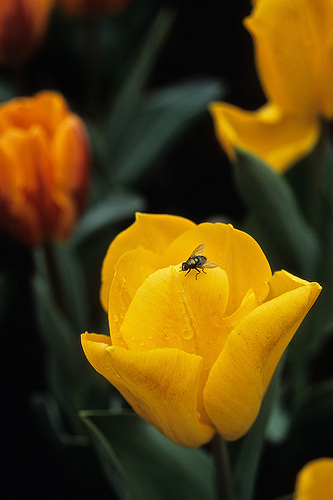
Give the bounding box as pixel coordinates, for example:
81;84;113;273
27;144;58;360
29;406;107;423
181;244;218;279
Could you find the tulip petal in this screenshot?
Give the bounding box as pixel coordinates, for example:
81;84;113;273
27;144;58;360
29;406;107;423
118;264;230;421
108;248;164;347
51;114;90;238
295;458;333;500
118;265;229;356
0;128;44;244
203;280;321;440
81;333;215;448
100;213;195;311
245;0;333;118
265;269;312;301
209;101;320;172
167;222;271;315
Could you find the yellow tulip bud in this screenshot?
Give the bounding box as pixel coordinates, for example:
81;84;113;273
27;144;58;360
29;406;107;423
82;213;321;447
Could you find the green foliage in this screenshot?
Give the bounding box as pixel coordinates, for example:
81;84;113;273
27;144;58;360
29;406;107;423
110;79;224;185
234;147;319;277
80;410;216;500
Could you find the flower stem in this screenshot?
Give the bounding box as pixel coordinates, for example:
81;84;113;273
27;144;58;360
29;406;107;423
43;242;64;312
210;433;233;500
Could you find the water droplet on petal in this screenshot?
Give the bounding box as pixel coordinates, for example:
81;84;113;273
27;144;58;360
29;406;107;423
112;314;118;323
147;333;152;339
182;328;193;340
164;333;171;340
139;340;145;346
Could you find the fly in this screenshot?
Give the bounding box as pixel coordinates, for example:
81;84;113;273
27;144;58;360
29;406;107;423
181;244;218;279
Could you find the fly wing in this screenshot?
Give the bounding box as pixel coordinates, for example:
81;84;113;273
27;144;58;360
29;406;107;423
190;244;205;258
201;260;219;269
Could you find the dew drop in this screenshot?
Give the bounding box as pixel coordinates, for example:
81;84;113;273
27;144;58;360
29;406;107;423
139;340;145;346
182;328;193;340
164;333;171;340
147;333;152;339
131;336;136;341
112;314;118;323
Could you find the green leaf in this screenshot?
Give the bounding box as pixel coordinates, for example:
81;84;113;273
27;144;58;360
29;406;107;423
234;148;319;277
72;191;145;248
33;244;90;332
113;79;225;184
70;192;144;319
32;274;109;430
107;6;177;155
0;77;15;103
80;410;216;500
229;362;282;500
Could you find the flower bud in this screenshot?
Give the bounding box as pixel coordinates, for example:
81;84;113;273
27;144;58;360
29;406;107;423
0;0;54;65
82;213;321;448
0;91;90;246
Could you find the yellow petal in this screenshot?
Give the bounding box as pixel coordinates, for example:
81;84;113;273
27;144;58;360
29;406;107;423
295;458;333;500
167;222;271;315
265;269;313;301
118;264;229;363
203;280;321;440
209;101;320;172
115;264;230;425
100;213;195;311
81;332;215;448
108;248;164;347
245;0;333;119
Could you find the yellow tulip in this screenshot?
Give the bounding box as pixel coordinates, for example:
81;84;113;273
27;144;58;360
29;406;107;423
210;0;333;172
295;458;333;500
0;91;90;246
82;213;321;448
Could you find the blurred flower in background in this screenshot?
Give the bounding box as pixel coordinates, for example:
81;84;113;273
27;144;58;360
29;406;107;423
210;0;333;172
57;0;134;17
0;91;90;246
295;458;333;500
82;213;321;448
0;0;55;65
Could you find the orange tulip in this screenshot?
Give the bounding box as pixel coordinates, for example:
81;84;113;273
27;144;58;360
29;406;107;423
57;0;133;17
0;91;90;246
0;0;54;65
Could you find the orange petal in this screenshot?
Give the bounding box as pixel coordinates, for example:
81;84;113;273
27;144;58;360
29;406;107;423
81;332;215;448
209;101;320;172
203;280;321;440
100;213;195;311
